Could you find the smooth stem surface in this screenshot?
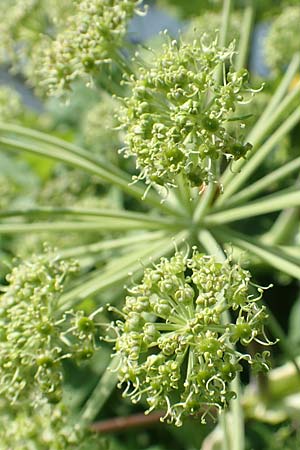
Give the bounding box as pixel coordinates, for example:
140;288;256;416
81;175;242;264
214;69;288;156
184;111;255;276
205;187;300;225
198;229;245;450
59;232;166;259
220;55;300;190
265;306;300;377
80;357;120;425
220;107;300;202
226;156;300;207
0;136;179;216
235;2;255;70
214;227;300;280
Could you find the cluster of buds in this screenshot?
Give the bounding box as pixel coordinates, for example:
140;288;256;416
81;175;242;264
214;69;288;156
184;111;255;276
0;0;73;85
113;251;270;426
82;94;122;155
0;400;102;450
40;0;143;96
119;36;255;189
265;6;300;72
0;86;24;121
0;249;101;406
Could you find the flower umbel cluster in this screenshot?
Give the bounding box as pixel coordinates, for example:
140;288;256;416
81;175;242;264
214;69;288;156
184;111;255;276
119;36;254;188
0;400;102;450
265;7;300;72
113;251;270;426
41;0;143;95
0;250;100;405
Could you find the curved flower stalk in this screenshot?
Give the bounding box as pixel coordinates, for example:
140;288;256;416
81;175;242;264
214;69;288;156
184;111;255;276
40;0;144;96
113;251;270;426
265;7;300;73
0;249;101;405
119;35;255;189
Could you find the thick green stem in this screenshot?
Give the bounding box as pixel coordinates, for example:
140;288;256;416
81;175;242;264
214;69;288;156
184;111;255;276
58;231;188;311
262;208;299;246
214;227;300;280
58;232;166;259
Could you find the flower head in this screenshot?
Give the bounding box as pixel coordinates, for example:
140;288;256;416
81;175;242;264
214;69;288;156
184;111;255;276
119;36;254;188
40;0;143;96
113;251;270;426
0;400;103;450
265;7;300;72
0;249;100;405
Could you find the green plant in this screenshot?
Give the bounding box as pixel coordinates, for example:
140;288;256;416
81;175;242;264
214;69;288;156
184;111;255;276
1;1;300;449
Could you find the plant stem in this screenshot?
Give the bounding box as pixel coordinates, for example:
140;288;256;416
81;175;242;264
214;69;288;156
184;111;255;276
58;231;188;311
198;229;245;450
220;55;300;190
0;135;179;216
235;2;255;70
80;357;120;426
264;306;300;377
224;156;300;207
214;227;300;280
219;107;300;202
204;186;300;225
58;232;166;259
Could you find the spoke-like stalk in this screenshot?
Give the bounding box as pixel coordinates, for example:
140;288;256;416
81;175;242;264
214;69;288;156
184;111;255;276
58;231;188;311
265;306;300;377
262;208;300;246
205;187;300;225
235;2;255;70
219;107;300;202
214;227;300;280
0;136;179;216
224;156;300;207
80;357;120;426
220;56;300;190
198;229;244;450
0;206;182;229
193;159;219;224
58;232;166;259
0;217;179;233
